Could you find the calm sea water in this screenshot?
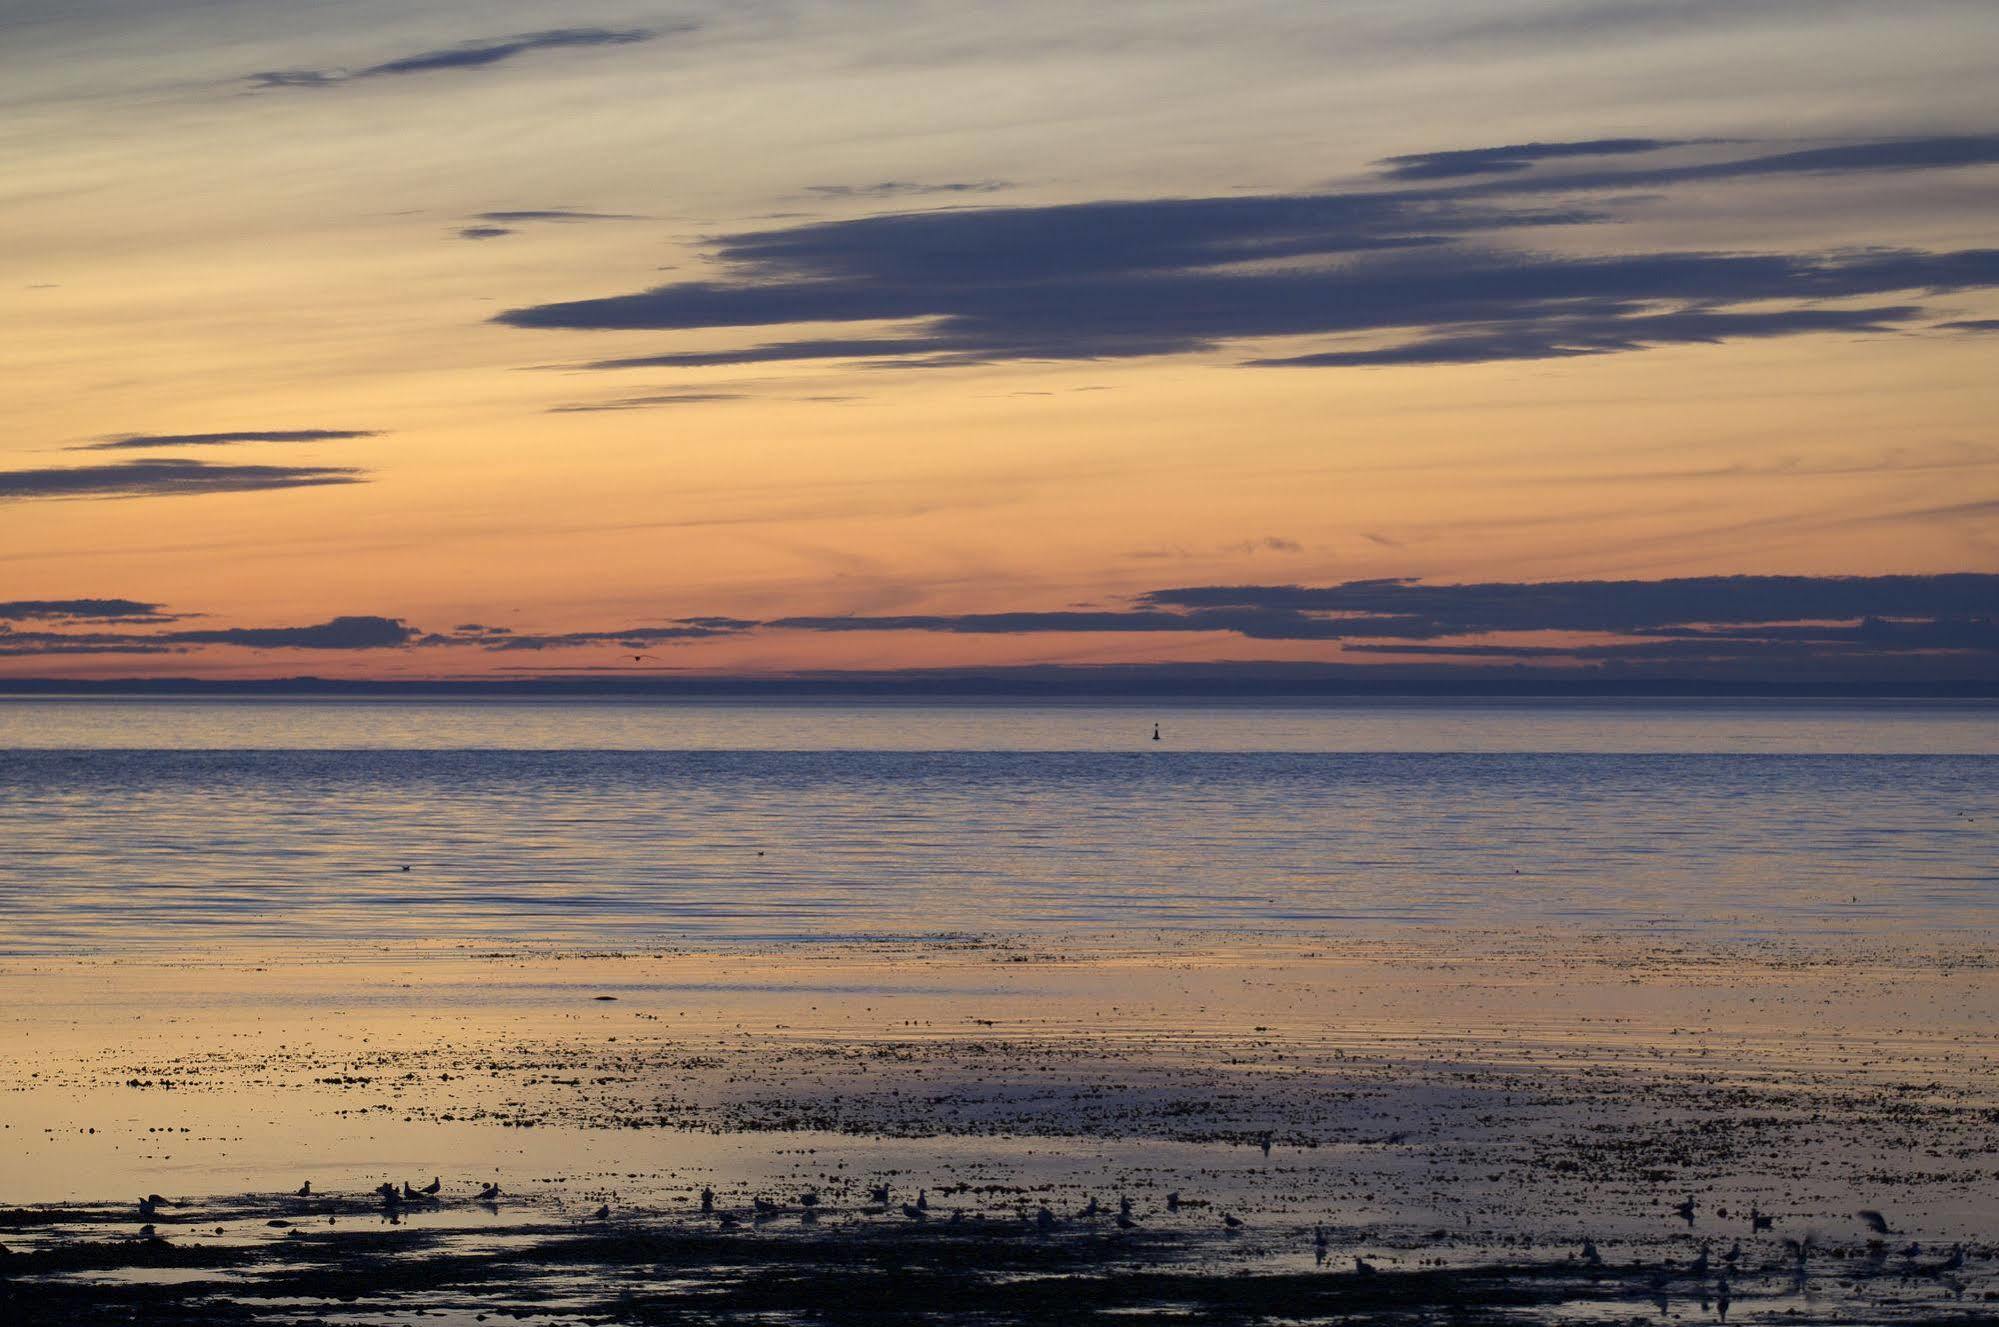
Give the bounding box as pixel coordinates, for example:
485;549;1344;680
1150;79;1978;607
1;698;1993;954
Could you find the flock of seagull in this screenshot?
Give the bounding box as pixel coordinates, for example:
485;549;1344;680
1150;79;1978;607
110;1178;1970;1292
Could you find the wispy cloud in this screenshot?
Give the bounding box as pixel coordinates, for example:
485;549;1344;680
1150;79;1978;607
0;458;366;501
1375;137;1697;180
249;26;674;91
805;181;1013;199
75;429;379;451
0;599;172;623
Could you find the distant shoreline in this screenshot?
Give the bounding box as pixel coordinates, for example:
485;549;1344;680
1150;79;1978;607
1;673;1994;700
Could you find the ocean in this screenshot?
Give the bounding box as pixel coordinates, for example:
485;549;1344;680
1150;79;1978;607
3;697;1993;954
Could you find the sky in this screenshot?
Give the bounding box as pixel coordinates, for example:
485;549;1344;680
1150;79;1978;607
3;0;1996;684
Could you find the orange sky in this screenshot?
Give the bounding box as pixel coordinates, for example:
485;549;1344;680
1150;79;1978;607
3;1;1996;680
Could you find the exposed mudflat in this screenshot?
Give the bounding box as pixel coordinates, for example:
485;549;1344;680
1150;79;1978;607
3;935;1994;1322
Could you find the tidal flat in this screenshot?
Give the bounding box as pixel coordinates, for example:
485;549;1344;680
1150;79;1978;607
3;934;1993;1323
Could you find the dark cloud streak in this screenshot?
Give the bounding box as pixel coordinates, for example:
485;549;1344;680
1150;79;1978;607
0;458;366;502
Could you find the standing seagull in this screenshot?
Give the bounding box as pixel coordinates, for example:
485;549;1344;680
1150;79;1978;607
1152;723;1161;742
296;1181;312;1198
1673;1197;1696;1226
1858;1210;1898;1235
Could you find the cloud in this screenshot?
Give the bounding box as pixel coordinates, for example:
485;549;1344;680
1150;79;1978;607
419;622;740;651
457;210;642;241
76;429;379;451
805;181;1013;199
472;210;643;223
547;391;747;413
164;616;415;649
250;26;672;90
495;135;1999;372
0;599;170;622
1936;318;1999;332
1138;574;1999;632
2;615;415;655
1245;306;1915;367
1376;137;1695;180
0;458;366;501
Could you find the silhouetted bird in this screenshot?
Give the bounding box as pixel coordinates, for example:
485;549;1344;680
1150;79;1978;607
1938;1245;1965;1273
1723;1239;1740;1264
718;1212;740;1230
1083;1196;1100;1219
402;1182;424;1201
1119;1196;1133;1218
753;1197;779;1215
901;1202;927;1221
1691;1244;1710;1277
297;1181;312;1198
590;1203;611;1221
1165;1191;1181;1212
869;1184;891;1205
421;1176;441;1196
138;1195;165;1219
1750;1207;1774;1232
1259;1132;1273;1158
1152;723;1161;742
1222;1213;1244;1230
700;1187;713;1213
1036;1204;1056;1232
1116;1212;1137;1230
477;1183;501;1202
799;1191;819;1208
1354;1255;1378;1276
916;1189;928;1212
1673;1197;1696;1225
1581;1238;1602;1265
1858;1209;1896;1235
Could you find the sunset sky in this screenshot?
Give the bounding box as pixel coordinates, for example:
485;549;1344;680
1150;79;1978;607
4;0;1996;682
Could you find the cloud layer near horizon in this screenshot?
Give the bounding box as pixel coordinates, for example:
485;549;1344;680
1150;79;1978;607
11;577;1990;678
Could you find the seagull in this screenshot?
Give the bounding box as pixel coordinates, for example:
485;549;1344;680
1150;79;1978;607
869;1184;891;1205
1581;1238;1602;1266
296;1181;312;1198
421;1176;441;1196
700;1187;713;1213
1750;1207;1774;1232
752;1197;780;1215
916;1190;929;1212
718;1212;740;1230
590;1203;611;1222
477;1183;501;1202
1222;1213;1244;1231
1673;1197;1696;1226
1151;723;1161;742
1083;1196;1100;1220
1116;1211;1137;1230
1691;1244;1710;1277
1119;1196;1133;1219
1165;1191;1181;1212
1354;1255;1378;1276
1936;1244;1965;1274
1723;1239;1740;1264
901;1202;928;1221
1259;1132;1273;1158
1858;1209;1897;1235
138;1195;165;1220
799;1192;820;1208
376;1182;401;1206
1036;1204;1056;1232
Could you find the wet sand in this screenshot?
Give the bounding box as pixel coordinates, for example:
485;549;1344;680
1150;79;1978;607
3;934;1995;1322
